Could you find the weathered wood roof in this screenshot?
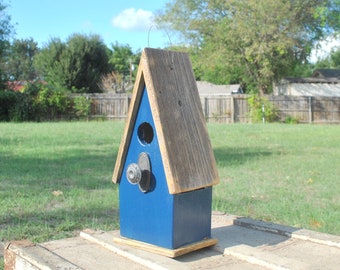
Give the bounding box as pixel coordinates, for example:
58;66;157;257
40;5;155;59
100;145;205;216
281;77;340;84
196;81;243;95
312;69;340;78
112;48;219;194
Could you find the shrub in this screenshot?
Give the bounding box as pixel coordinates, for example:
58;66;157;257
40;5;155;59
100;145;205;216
247;95;278;123
73;95;92;120
1;83;74;122
2;82;94;122
9;83;40;121
48;89;70;119
34;85;52;120
284;116;299;124
34;84;72;120
0;90;17;121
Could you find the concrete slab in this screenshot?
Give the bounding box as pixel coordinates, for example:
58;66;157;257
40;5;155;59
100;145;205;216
41;234;150;270
213;214;340;270
4;240;81;270
3;213;340;270
234;217;340;248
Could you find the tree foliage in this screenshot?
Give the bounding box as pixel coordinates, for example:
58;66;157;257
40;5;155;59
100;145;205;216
34;34;110;93
4;38;39;81
247;95;278;123
330;49;340;68
314;47;340;68
102;43;141;92
156;0;340;94
0;82;91;122
0;0;14;87
0;1;13;56
109;43;141;84
109;43;134;76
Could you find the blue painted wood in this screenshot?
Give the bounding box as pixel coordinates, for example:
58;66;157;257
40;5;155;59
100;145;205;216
119;86;212;249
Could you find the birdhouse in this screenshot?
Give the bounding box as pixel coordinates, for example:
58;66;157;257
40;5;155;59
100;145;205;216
112;48;219;257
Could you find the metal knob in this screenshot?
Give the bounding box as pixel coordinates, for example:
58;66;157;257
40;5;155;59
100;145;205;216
125;152;151;193
126;163;142;184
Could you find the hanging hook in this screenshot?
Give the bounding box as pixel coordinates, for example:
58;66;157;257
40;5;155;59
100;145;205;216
147;24;173;48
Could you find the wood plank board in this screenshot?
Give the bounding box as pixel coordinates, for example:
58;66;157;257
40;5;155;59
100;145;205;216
112;48;219;194
111;66;145;186
113;235;218;258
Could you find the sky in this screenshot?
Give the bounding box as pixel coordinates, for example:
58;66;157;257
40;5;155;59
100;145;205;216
8;0;172;52
7;1;340;62
311;37;340;62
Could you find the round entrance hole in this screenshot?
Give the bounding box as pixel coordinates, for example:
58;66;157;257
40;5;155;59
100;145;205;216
138;122;154;145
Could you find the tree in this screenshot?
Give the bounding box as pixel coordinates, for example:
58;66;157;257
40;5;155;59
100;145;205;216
4;38;39;81
0;0;14;88
97;71;126;93
109;43;134;76
34;34;110;93
313;47;340;69
109;43;141;83
156;0;340;94
103;43;141;92
330;48;340;68
34;38;66;87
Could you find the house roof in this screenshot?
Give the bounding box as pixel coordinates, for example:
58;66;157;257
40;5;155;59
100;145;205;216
279;69;340;85
197;81;243;95
312;69;340;78
281;77;340;84
112;48;219;194
7;81;26;92
276;69;340;96
283;83;340;97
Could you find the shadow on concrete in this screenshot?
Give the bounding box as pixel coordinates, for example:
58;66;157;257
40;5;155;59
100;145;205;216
176;216;296;263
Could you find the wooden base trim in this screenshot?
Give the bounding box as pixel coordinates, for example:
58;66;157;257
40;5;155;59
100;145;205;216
113;236;218;258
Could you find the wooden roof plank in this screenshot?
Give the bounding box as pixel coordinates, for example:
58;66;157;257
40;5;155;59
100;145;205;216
112;48;219;194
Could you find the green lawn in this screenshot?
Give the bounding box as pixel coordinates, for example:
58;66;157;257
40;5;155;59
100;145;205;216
0;121;339;249
0;121;123;244
210;123;340;234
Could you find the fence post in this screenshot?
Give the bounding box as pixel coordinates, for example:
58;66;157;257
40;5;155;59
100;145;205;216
231;96;235;123
204;97;209;122
308;96;313;124
262;103;265;124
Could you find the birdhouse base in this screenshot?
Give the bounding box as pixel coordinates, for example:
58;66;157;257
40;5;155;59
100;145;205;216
113;235;218;258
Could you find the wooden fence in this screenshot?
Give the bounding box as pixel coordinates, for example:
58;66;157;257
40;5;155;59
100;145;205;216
86;94;340;124
202;95;340;123
269;96;340;124
87;94;130;120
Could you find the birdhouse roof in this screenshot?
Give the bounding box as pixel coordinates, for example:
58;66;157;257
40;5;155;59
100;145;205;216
112;48;219;194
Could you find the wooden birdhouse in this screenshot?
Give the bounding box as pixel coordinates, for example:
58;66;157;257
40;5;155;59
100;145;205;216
112;48;219;257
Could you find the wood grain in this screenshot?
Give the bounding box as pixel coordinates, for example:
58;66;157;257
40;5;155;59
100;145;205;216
113;236;218;258
112;48;219;194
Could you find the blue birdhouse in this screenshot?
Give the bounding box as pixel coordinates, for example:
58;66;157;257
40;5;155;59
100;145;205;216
112;48;219;257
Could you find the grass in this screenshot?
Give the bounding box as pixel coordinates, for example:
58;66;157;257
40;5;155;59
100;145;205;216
210;123;340;234
0;122;339;254
0;121;123;244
